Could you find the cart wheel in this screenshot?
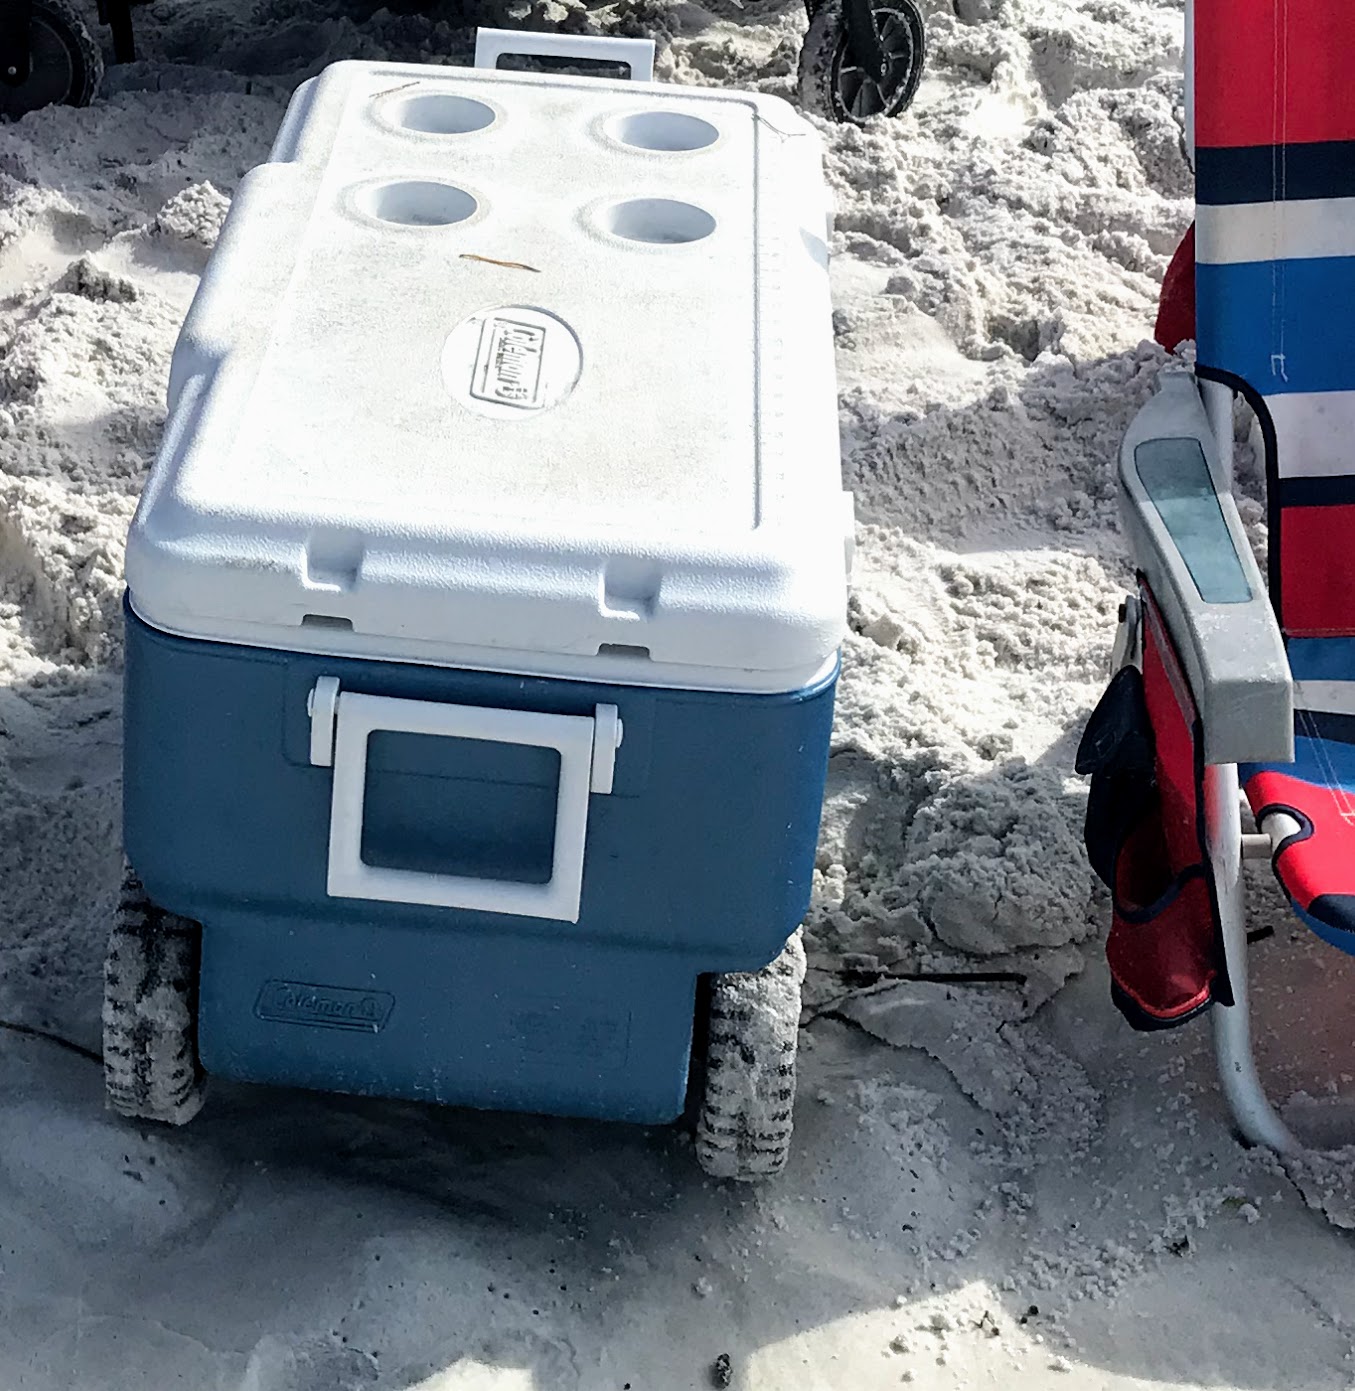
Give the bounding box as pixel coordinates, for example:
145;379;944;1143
0;0;103;121
798;0;925;124
102;861;206;1126
694;929;805;1181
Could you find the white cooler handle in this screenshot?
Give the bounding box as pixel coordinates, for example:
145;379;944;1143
309;682;622;924
473;27;655;83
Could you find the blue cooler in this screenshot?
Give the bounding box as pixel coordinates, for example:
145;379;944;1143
106;33;851;1180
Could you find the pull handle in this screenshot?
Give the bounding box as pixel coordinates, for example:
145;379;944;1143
312;684;621;924
472;27;656;83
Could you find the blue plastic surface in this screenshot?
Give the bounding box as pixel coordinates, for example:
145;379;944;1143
1197;256;1355;397
122;600;837;1124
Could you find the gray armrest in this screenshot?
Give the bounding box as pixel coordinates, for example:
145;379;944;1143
1119;370;1293;766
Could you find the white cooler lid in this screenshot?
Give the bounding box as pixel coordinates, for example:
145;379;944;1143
126;55;851;694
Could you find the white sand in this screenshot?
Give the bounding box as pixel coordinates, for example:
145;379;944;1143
5;0;1355;1387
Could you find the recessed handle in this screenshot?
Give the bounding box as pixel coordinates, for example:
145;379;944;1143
472;27;656;83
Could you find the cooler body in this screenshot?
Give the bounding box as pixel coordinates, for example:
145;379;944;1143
118;55;850;1127
123;603;837;1123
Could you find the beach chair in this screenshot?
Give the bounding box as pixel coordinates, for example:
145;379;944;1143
1077;0;1355;1155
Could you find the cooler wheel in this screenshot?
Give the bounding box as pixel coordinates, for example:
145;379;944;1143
102;861;206;1125
798;0;925;124
695;929;805;1181
1;0;103;121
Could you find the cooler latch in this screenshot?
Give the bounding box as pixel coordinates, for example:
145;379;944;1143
306;679;623;923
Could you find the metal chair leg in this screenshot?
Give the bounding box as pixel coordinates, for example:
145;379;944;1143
1206;762;1302;1154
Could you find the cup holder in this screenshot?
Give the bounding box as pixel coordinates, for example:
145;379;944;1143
392;93;497;135
355;180;478;227
609;110;719;152
600;198;715;245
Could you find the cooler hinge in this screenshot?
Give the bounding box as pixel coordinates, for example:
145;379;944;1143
307;676;341;767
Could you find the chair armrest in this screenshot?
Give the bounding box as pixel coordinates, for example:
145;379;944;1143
1119;370;1293;766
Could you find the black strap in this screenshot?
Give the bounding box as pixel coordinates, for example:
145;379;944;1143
1076;666;1153;775
1078;667;1158;889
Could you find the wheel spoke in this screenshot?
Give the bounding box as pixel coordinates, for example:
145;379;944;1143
837;63;866;114
884;55;915;87
884;33;914;63
879;12;918;60
850;75;883;118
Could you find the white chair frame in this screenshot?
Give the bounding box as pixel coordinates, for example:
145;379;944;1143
1127;377;1303;1154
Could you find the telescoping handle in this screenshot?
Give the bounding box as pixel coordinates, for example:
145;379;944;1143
472;27;656;83
309;679;622;924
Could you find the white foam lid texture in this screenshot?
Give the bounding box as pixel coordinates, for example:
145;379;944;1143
126;59;851;692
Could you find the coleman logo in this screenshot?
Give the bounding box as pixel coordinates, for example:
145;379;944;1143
255;980;395;1032
471;316;547;409
444;305;581;418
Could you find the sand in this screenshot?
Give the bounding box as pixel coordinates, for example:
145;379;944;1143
5;0;1355;1387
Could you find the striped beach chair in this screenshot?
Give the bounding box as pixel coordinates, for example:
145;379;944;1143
1077;0;1355;1152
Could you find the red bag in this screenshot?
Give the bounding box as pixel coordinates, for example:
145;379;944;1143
1077;585;1231;1029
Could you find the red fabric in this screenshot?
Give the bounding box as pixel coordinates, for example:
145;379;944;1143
1140;596;1201;872
1107;824;1216;1022
1279;504;1355;637
1101;587;1224;1028
1194;0;1355;149
1155;224;1196;352
1244;769;1355;911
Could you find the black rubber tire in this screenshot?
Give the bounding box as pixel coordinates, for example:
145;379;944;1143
797;0;925;124
0;0;103;119
694;930;805;1182
102;861;206;1126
